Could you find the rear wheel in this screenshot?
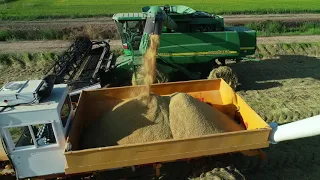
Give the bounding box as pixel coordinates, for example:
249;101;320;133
207;66;238;90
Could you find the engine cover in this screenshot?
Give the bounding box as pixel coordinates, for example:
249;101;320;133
0;80;43;106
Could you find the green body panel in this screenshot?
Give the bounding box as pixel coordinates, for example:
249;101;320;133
114;31;241;79
225;27;257;56
157;32;240;64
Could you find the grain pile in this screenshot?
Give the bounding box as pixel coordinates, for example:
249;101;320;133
80;92;238;148
169;93;225;139
81;93;172;148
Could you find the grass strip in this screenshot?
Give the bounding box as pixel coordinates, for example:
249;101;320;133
1;0;320;20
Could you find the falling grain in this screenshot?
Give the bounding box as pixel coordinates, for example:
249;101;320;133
142;34;160;94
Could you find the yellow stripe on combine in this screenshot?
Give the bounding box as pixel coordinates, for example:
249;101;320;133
158;50;238;57
240;47;255;50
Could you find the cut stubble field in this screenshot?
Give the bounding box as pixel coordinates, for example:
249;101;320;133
0;0;320;20
1;43;319;124
228;44;320;179
0;42;320;179
235;43;320;123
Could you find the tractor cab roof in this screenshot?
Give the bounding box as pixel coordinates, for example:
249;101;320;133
112;5;197;21
141;5;196;14
0;84;68;114
112;13;147;21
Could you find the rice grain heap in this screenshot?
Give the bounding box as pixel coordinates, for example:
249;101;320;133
169;93;227;139
81;92;238;148
81;93;172;148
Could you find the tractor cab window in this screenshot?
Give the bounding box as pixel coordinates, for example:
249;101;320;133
8;126;34;148
115;20;145;50
6;123;57;151
127;21;144;35
60;95;71;128
31;123;57;146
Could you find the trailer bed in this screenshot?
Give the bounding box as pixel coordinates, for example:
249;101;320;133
64;79;271;174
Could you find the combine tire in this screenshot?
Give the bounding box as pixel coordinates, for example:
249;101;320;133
190;166;246;180
207;66;238;90
131;67;169;85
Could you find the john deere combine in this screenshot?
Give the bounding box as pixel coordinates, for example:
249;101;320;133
47;5;257;98
108;5;256;89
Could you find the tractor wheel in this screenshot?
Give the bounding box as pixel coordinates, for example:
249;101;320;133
207;66;238;90
190;166;246;180
131;67;169;86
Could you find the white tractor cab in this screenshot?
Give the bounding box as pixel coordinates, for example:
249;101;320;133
0;79;72;179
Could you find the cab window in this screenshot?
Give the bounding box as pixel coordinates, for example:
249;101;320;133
6;123;57;151
60;95;71;127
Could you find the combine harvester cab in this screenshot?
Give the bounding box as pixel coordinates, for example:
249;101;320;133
109;5;258;91
111;5;257;83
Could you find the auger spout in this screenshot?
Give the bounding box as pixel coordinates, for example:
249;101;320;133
269;114;320;144
143;5;178;35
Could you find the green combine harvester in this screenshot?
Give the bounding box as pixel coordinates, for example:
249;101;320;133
50;5;257;99
110;5;256;88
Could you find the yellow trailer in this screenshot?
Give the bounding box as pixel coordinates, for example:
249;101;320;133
2;78;319;179
64;79;272;174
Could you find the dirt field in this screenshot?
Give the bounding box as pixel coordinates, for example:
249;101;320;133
226;43;320;179
234;43;320;122
1;14;319;28
236;134;320;180
0;52;57;86
0;40;121;53
1;13;319;42
1;35;320;53
1;42;319;123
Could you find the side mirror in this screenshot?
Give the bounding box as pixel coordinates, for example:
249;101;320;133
38;74;56;99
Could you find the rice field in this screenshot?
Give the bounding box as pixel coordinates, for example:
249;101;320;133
0;0;320;20
0;52;57;86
